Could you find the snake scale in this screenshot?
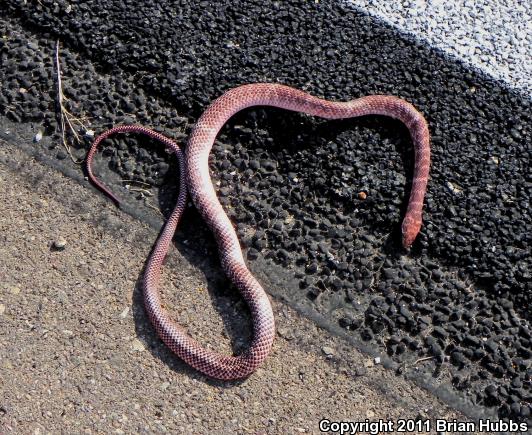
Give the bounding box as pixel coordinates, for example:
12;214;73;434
86;83;430;380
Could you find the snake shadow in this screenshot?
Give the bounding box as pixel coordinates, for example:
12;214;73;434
85;126;253;386
227;107;418;255
129;107;421;385
130;195;254;388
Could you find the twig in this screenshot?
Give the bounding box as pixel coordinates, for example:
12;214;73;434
412;356;434;366
143;199;164;217
125;185;162;216
123;181;162;216
55;40;87;164
121;179;153;187
128;186;154;197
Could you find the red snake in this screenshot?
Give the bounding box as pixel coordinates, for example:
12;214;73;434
86;83;430;380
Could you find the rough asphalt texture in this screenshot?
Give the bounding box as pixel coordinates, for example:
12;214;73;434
0;0;531;426
0;142;464;433
347;0;532;94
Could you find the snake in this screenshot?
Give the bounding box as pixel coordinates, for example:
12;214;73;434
86;83;430;380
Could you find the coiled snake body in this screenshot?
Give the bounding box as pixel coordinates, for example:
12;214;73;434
86;83;430;380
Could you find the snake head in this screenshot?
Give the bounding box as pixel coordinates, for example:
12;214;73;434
401;216;422;249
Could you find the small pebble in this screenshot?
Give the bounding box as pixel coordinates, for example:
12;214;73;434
355;366;367;377
446;181;462;194
277;326;294;341
53;237;67;250
131;338;145;352
364;359;374;368
322;346;335;356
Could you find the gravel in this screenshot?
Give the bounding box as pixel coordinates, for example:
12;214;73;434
347;0;532;95
0;141;464;432
0;0;530;425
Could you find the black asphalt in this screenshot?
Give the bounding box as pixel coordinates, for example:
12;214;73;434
1;0;530;425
